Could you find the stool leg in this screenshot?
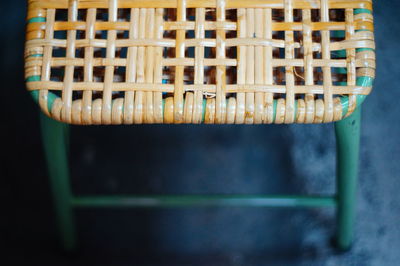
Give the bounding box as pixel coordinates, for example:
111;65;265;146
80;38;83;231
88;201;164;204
40;113;76;252
334;107;361;251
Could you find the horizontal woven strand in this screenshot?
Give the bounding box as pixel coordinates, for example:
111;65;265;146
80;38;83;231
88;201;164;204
29;0;373;9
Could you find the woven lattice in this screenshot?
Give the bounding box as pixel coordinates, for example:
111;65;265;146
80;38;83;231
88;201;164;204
25;0;375;124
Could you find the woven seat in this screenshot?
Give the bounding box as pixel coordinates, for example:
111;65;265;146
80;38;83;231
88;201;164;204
25;0;375;124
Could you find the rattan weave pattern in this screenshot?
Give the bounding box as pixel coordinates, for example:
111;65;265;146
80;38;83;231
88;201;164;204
25;0;375;124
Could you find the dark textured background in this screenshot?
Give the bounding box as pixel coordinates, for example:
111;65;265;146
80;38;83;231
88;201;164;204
2;1;400;265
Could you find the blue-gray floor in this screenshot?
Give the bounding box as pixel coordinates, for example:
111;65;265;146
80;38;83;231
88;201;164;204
2;1;400;265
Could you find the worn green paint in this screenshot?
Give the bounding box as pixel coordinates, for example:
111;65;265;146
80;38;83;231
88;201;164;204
72;195;336;208
334;107;361;250
27;17;46;23
40;113;76;251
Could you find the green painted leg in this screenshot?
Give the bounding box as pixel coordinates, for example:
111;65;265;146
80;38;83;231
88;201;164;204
334;107;361;251
40;113;76;252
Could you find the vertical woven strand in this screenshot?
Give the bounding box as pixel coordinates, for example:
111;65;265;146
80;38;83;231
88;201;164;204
320;0;333;123
39;9;55;117
284;0;295;124
192;7;206;124
61;0;78;123
235;8;246;124
174;0;186;123
254;8;264;124
263;9;273;124
134;8;147;124
344;8;357;118
124;8;139;124
82;8;96;124
144;8;155;123
215;0;227;124
244;8;254;124
302;9;315;123
153;8;164;123
101;0;117;124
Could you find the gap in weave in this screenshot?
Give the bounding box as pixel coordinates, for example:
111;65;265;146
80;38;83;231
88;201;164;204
163;47;176;59
204;66;216;84
96;9;109;21
116;47;128;58
293;9;302;22
162;66;175;84
54;30;67;40
273;48;285;59
312;31;322;59
294;47;303;59
184;66;194;85
314;67;323;85
117;30;129;39
331;68;348;85
72;91;82;101
205;8;216;21
226;66;237;84
330;30;345;42
77;9;87;21
273;31;285;40
95;30;108;39
294;67;305;85
226;29;237;39
273;67;286;85
272;9;284;22
52;47;66;58
76;30;85;40
185;47;195;58
112;91;125;100
92;91;103;100
75;48;85;58
226;46;237;59
55;9;68;21
117;8;131;21
163;28;176;40
50;66;65;82
93;66;105;82
114;66;126;83
93;48;107;58
329;9;345;22
204;41;216;59
331;49;346;59
311;9;320;22
226;9;237;22
186;8;196;21
163;9;176;21
185;30;195;39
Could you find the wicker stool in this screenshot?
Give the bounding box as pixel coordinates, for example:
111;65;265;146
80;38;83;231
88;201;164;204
25;0;375;251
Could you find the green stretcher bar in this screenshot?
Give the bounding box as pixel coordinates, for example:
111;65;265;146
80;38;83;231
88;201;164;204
71;195;336;208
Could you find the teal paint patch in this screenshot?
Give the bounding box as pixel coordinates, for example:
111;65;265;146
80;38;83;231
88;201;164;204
30;54;44;58
162;99;165;118
331;30;345;38
272;100;277;123
354;9;372;15
47;91;58;111
202;99;206;123
356;48;374;53
332;49;346;59
27;17;46;23
26;75;41;82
